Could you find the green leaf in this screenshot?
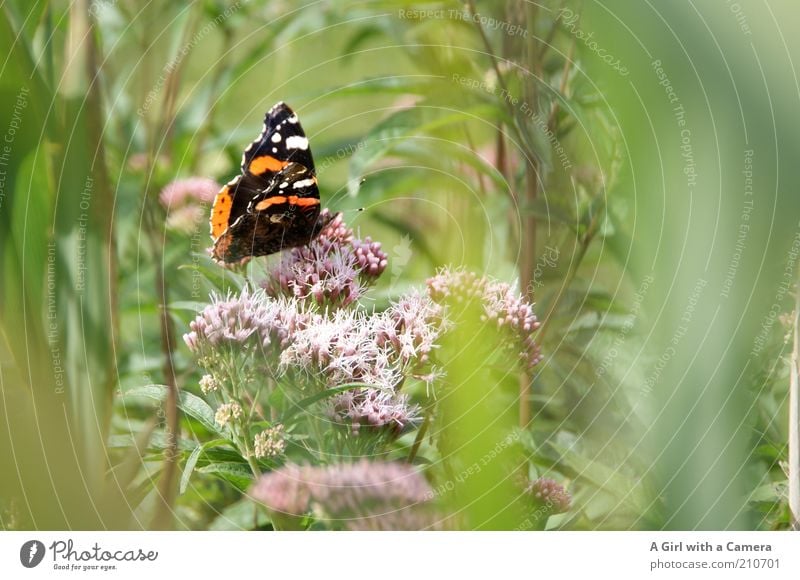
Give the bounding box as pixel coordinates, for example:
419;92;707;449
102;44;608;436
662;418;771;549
550;441;649;514
341;24;386;61
168;300;209;313
198;462;254;491
322;75;444;100
108;432;197;453
520;197;576;228
180;438;229;495
748;482;784;504
125;472;161;512
199;446;247;465
122;384;220;435
209;497;271;531
177;255;246;296
347;104;507;197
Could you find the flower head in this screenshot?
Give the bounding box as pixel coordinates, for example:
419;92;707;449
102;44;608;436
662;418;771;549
254;424;286;458
427;268;542;367
199;374;219;394
327;388;419;435
159;177;220;233
525;477;571;514
250;460;442;530
183;288;310;359
263;210;388;308
281;302;443;393
214;402;242;428
249;463;310;516
380;290;445;367
159;177;219;207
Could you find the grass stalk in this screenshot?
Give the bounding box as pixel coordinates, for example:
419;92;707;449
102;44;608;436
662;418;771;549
789;283;799;530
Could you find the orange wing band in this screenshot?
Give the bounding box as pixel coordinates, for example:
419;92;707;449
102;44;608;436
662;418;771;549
249;155;289;175
288;196;320;207
210;185;232;239
254;195;320;211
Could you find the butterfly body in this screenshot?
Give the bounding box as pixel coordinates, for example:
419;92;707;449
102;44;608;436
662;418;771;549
210;102;328;263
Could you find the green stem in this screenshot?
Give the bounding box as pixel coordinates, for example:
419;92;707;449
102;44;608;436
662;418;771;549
465;0;535;163
407;411;432;463
536;198;605;345
789;276;799;529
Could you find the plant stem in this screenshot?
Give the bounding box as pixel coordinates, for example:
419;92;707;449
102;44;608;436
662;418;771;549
149;204;180;530
143;4;205;529
407;412;432;463
518;0;543;428
789;281;800;530
547;35;576;131
246;451;262;479
465;0;534;163
85;1;119;450
536;196;604;345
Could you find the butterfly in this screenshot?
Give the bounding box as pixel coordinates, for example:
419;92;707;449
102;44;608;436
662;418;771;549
209;102;332;263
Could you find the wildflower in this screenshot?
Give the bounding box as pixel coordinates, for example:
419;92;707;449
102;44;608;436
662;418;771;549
183;288;310;357
525;477;571;514
327;388;419;435
281;292;444;390
427;267;542;367
127;153;149;172
263;210;388;307
183;287;264;353
159;177;220;233
280;308;401;387
249;463;310;516
159;177;219;207
250;460;442;530
214;402;243;428
380;290;445;366
254;424;286;458
199;374;219;394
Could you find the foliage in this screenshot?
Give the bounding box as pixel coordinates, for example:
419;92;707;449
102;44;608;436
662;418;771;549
0;0;797;531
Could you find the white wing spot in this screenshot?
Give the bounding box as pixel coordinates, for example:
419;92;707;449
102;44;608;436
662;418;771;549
279;181;289;189
293;178;316;189
288;115;299;124
272;147;278;153
271;132;282;143
286;136;309;150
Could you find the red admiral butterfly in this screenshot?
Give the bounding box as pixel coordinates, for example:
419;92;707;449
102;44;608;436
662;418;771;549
210;102;332;263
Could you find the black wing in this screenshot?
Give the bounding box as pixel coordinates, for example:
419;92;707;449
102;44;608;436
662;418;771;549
240;102;316;185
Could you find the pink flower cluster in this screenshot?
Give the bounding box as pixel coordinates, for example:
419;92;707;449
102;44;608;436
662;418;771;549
263;210;388;307
327;388;416;435
250;460;441;529
278;292;444;433
281;292;443;388
183;288;309;355
427;268;542;367
525;477;571;514
382;290;446;367
185;287;443;433
159;177;220;233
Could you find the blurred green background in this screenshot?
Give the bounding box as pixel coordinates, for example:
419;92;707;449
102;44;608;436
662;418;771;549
1;0;799;530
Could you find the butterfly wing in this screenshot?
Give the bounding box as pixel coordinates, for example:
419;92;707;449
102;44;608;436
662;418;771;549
210;102;324;264
241;102;316;183
211;163;323;263
209;173;252;243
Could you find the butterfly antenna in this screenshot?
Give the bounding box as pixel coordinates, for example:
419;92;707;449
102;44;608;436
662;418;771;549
342;207;365;215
